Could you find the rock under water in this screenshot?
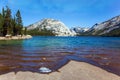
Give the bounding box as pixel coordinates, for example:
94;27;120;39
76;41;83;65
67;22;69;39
39;67;52;73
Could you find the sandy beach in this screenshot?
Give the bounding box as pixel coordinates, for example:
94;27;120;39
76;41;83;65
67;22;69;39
0;60;120;80
0;35;32;40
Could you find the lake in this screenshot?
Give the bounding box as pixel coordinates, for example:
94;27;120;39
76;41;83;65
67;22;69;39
0;36;120;75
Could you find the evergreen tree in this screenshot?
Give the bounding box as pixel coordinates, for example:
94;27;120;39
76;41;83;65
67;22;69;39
0;6;25;37
24;27;27;35
16;10;23;35
2;7;5;18
3;6;12;36
11;16;17;36
0;13;4;36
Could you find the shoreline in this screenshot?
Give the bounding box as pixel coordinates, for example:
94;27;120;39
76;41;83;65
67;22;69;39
0;35;32;40
85;52;120;76
0;60;119;80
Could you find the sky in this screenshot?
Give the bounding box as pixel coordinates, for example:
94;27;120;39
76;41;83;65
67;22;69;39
0;0;120;28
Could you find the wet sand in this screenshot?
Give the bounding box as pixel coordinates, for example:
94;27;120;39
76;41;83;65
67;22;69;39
0;61;120;80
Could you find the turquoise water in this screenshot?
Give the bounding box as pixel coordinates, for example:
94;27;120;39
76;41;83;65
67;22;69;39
0;36;120;74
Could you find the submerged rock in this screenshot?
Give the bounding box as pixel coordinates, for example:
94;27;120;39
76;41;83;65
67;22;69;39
39;67;52;73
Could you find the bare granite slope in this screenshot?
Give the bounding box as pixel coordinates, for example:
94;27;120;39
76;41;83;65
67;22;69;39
27;19;76;36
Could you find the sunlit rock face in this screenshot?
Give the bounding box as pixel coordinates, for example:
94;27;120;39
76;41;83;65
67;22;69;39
88;15;120;36
71;27;89;34
27;19;76;36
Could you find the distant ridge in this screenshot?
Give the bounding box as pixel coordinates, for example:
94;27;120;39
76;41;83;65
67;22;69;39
27;15;120;37
71;15;120;36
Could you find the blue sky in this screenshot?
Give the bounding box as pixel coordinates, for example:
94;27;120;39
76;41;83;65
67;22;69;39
0;0;120;28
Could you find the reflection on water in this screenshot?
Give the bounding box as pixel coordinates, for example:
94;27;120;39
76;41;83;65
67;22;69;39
0;36;120;75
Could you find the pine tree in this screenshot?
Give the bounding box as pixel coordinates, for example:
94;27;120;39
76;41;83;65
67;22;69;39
0;7;5;36
11;16;17;36
24;27;27;35
3;6;12;36
16;10;23;35
0;13;4;36
2;7;5;18
0;6;25;37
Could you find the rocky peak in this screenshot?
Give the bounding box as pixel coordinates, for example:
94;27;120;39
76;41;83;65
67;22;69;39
92;15;120;31
71;27;89;33
27;19;76;36
88;15;120;35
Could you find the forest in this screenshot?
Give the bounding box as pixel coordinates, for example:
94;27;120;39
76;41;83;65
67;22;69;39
0;6;27;37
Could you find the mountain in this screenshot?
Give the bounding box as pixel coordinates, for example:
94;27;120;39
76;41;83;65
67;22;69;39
71;27;89;35
27;15;120;37
27;19;76;36
86;15;120;36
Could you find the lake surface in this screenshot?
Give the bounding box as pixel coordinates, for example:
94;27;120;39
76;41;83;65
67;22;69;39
0;36;120;75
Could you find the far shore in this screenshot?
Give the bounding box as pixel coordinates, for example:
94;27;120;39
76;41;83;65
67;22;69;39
0;35;32;40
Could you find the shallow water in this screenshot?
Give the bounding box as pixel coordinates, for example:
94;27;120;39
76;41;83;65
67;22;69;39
0;36;120;75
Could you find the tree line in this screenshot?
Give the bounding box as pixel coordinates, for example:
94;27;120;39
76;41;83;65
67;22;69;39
27;28;55;36
0;6;27;37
